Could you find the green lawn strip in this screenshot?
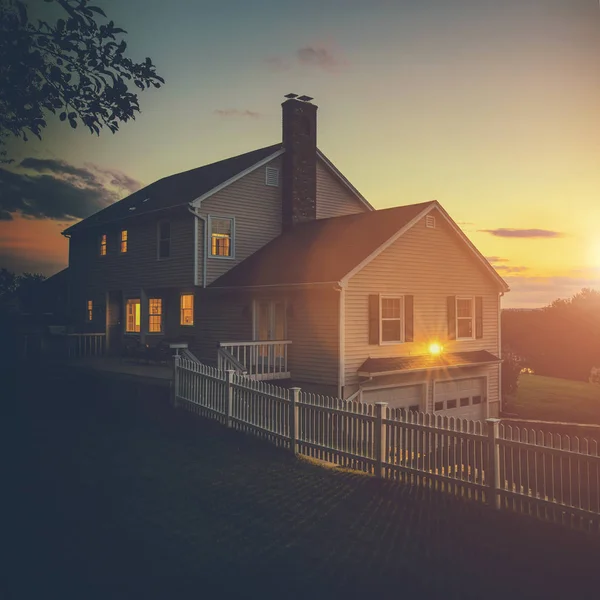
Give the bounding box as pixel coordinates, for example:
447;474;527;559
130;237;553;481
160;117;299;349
513;374;600;425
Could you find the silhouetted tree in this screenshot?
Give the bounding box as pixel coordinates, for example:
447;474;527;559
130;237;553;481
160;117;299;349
0;0;164;161
503;288;600;382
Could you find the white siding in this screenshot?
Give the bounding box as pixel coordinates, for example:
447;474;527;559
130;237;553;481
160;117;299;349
198;157;283;286
316;160;370;219
344;207;501;412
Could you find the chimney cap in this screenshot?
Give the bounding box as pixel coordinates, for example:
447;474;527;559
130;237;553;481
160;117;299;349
298;95;314;102
284;93;298;99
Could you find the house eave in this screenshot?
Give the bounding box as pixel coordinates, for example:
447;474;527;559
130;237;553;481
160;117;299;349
357;359;502;378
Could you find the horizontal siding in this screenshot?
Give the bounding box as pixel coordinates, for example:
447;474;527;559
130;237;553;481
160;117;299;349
345;208;501;406
69;208;194;327
199;157;282;286
316;160;370;219
287;289;339;386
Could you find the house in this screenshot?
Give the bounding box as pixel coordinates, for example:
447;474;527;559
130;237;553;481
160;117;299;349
63;95;509;419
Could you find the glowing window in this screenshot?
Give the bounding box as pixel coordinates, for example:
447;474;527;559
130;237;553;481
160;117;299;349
87;300;93;322
210;217;233;257
149;298;162;333
100;234;107;256
180;294;194;326
126;298;140;333
120;230;128;253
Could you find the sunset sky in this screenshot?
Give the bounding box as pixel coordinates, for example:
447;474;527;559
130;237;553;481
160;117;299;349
2;0;600;307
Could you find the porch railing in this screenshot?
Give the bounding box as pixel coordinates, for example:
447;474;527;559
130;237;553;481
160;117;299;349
65;333;106;359
218;340;291;381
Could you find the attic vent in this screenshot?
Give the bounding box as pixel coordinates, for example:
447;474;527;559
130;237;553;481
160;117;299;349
265;167;279;187
425;215;436;229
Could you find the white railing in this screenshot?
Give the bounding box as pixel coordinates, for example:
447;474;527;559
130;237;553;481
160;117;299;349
218;340;291;380
65;333;106;359
174;358;600;534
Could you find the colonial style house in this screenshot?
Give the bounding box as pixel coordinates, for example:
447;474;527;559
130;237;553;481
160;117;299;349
63;95;509;419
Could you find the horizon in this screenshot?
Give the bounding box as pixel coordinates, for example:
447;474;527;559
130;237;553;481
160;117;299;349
2;0;600;308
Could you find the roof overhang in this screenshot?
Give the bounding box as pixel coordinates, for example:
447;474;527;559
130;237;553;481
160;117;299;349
207;281;342;292
358;351;502;378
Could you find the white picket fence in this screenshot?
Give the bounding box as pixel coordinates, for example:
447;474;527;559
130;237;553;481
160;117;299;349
174;357;600;533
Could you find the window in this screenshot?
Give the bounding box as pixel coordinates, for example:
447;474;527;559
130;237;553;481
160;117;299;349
265;167;279;187
434;401;444;411
120;230;128;253
210;217;233;257
126;299;141;333
472;395;482;405
149;298;162;333
180;294;194;326
380;296;403;343
100;234;107;256
446;399;457;409
456;297;474;339
460;397;470;407
87;300;93;322
158;221;171;259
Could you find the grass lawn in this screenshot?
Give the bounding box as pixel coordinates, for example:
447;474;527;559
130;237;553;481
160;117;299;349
6;368;600;599
510;374;600;425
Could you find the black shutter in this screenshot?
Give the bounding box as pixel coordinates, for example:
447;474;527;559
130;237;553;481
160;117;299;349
447;296;456;340
368;295;380;345
475;296;483;339
404;295;414;342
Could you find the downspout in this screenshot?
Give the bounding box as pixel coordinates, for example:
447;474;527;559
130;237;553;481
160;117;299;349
335;281;347;399
187;205;207;288
498;291;504;415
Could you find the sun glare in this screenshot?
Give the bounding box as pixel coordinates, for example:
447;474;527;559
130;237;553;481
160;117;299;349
429;342;442;355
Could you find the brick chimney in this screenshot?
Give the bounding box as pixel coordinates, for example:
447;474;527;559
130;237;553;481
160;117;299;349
281;96;318;232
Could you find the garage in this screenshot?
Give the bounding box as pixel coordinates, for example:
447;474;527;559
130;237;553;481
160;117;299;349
433;377;486;420
362;384;424;411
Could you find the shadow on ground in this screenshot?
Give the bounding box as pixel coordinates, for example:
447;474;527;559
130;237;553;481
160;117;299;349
5;368;600;599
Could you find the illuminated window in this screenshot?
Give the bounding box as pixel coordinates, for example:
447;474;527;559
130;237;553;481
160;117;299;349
126;298;140;333
100;234;107;256
158;221;170;259
87;300;93;322
149;298;162;333
380;296;404;343
209;217;233;257
456;297;474;339
120;230;128;253
180;293;194;326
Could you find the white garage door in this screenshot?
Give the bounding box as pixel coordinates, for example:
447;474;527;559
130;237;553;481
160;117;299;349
434;378;485;421
362;384;424;411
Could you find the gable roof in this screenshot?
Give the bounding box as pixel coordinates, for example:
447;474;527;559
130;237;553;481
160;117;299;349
211;200;509;291
62;144;282;235
210;201;435;288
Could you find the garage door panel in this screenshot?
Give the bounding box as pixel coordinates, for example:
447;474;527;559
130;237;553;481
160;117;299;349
434;377;485;420
363;384;424;410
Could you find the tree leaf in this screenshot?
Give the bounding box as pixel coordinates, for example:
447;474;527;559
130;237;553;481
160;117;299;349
88;6;107;18
59;112;66;121
69;119;77;129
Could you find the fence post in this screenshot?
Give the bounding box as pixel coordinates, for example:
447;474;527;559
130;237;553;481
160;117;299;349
289;387;301;455
172;353;181;409
486;418;501;509
226;370;235;427
375;402;388;479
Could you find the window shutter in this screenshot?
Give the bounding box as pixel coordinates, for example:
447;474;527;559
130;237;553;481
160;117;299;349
475;296;483;339
368;295;380;345
404;295;414;342
447;296;456;340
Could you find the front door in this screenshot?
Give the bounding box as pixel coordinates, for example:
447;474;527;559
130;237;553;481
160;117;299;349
254;300;286;366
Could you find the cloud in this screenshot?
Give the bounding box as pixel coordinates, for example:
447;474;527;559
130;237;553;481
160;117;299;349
297;45;346;71
493;265;529;274
214;109;262;119
479;228;564;238
0;158;143;221
266;43;347;73
502;274;600;308
485;256;509;263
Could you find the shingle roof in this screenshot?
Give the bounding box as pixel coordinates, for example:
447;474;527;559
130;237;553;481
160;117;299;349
63;144;282;235
210;201;435;287
358;350;501;376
